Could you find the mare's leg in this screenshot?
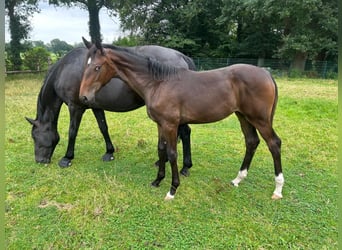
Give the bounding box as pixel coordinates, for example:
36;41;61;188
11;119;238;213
59;106;85;167
92;108;115;161
178;124;193;177
231;112;260;186
255;122;283;199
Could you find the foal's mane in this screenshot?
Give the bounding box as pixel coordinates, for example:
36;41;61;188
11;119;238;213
102;44;183;81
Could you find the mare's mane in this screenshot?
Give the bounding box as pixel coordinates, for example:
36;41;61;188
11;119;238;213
36;58;60;120
102;44;184;81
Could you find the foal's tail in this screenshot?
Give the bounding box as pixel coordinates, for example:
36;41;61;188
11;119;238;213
270;75;278;124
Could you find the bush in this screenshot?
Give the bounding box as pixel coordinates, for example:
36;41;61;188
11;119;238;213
288;68;304;78
325;71;338;79
23;47;51;71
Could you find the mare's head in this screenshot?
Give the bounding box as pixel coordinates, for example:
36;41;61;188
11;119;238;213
26;117;60;164
79;37;117;105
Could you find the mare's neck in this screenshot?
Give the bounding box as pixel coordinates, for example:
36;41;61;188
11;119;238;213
36;82;63;127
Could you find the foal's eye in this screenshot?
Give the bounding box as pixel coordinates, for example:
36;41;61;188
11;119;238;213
95;65;101;71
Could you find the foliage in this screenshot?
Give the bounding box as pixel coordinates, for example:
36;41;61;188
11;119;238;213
116;0;337;68
48;39;74;58
23;47;51;71
5;0;337;72
113;35;143;47
5;0;40;70
5;75;337;249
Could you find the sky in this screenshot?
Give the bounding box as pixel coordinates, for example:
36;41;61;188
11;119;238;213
5;1;126;45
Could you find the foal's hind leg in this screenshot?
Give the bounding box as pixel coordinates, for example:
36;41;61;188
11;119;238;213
255;123;284;200
231;112;260;186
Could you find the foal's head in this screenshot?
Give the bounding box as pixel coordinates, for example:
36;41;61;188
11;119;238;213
79;37;118;104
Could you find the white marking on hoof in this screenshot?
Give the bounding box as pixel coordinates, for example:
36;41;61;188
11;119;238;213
272;173;284;200
164;191;175;201
231;181;239;187
272;193;283;200
231;169;248;187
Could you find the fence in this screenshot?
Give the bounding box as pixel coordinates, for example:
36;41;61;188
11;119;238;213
193;58;338;79
5;58;338;79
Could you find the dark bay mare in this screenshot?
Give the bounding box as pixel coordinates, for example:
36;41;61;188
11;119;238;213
79;42;284;200
26;44;196;175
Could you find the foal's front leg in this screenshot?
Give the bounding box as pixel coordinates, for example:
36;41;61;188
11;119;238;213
163;125;180;200
151;126;167;187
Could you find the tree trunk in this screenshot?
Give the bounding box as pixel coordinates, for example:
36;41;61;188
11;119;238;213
257;57;265;67
7;2;23;70
291;51;308;72
87;0;102;43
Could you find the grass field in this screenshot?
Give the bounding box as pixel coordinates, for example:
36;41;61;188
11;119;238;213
5;74;337;249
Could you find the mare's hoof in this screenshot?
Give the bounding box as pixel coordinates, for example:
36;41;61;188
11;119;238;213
151;181;160;188
180;168;190;177
59;158;72;168
154;160;159;168
271;193;283;200
164;191;175;201
102;153;114;162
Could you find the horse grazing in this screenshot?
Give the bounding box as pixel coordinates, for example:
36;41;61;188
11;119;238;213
79;41;284;200
26;43;196;176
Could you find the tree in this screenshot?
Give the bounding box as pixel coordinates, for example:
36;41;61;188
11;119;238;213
116;0;228;57
220;0;282;60
23;46;51;71
48;38;73;57
5;0;39;70
116;0;337;69
48;0;118;43
264;0;337;70
113;35;142;46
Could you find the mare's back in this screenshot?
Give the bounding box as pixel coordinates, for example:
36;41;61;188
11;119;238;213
134;45;194;69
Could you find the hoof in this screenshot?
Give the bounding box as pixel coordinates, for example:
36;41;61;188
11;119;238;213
102;153;114;162
58;158;72;168
164;191;175;201
151;181;160;188
271;193;283;200
180;168;190;177
154;160;159;168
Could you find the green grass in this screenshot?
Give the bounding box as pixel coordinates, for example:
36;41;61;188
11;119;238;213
5;74;337;249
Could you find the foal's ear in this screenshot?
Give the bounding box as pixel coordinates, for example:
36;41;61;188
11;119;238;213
25;117;39;127
82;37;92;49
